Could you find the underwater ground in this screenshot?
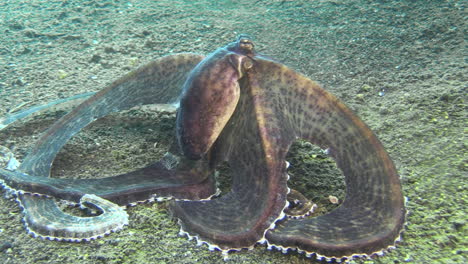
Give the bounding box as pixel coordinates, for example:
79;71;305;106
0;0;465;263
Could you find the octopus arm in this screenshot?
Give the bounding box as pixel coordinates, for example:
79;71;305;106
169;65;292;251
250;58;405;259
21;53;205;178
0;54;222;241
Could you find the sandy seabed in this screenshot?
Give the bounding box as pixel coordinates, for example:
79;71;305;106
0;1;465;263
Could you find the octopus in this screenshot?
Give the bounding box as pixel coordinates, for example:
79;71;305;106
0;35;405;262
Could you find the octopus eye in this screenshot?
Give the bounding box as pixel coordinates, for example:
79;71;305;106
243;58;253;70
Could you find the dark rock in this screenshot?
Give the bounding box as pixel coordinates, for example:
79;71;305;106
0;242;13;252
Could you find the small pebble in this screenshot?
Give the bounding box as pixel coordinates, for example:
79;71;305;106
328;195;339;204
360;84;371;92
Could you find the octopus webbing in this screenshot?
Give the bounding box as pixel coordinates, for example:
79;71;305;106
0;35;405;262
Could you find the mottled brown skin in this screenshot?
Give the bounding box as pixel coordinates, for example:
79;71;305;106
248;59;405;258
171;67;291;249
0;36;405;261
177;47;247;159
171;37;290;249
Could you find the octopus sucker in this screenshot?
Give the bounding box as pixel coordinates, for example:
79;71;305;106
0;35;405;261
